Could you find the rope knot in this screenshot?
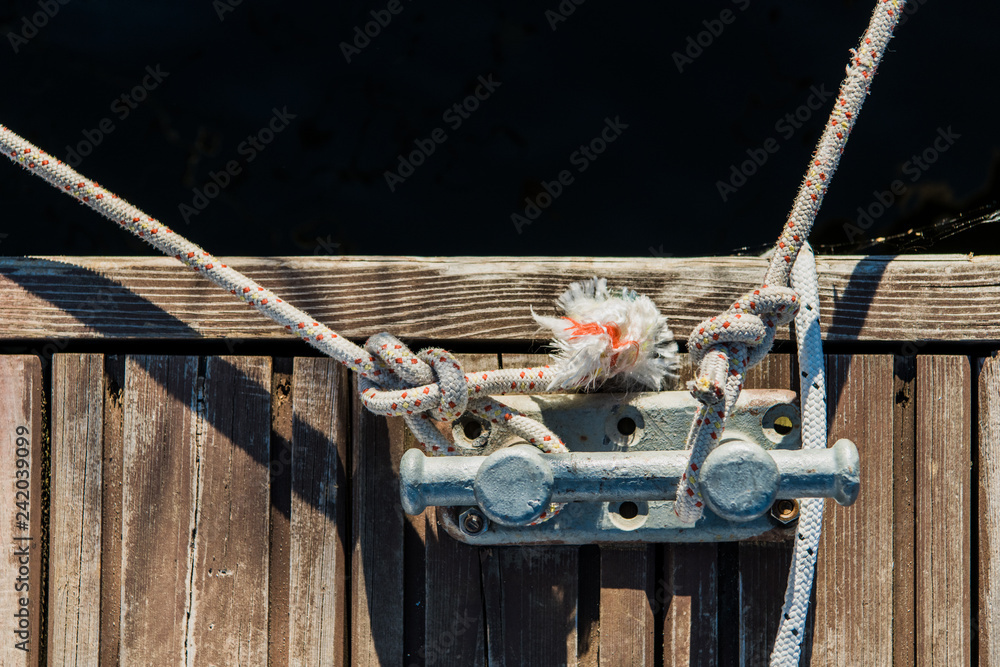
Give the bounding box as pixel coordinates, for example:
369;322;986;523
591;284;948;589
358;332;468;422
686;285;800;403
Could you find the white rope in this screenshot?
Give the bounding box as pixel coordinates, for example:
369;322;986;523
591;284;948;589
771;242;826;665
674;0;903;521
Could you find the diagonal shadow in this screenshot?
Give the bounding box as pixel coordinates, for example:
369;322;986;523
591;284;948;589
0;256;347;530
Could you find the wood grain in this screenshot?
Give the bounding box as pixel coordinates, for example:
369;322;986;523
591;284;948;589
599;546;655;666
893;355;917;666
49;354;104;667
268;357;293;667
980;352;1000;665
119;355;199;665
737;355;794;665
100;355;125;666
662;544;718;667
809;355;896;665
420;354;497;667
351;375;407;666
187;357;271;665
915;356;972;666
0;356;42;664
480;353;579;666
289;358;350;667
2;255;999;343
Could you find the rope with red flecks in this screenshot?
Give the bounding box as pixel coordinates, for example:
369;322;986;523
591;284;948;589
0;124;569;489
673;0;903;523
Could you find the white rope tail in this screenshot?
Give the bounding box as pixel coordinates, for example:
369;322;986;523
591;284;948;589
771;242;826;665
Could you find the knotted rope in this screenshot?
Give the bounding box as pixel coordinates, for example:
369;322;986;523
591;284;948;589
674;0;903;525
0;121;569;518
0;131;566;433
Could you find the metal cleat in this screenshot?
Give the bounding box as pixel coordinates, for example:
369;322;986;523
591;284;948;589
399;389;860;544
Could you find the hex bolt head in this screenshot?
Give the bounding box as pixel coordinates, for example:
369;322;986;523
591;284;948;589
771;499;800;524
459;508;489;535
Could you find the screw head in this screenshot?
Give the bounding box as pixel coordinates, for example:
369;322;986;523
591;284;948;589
459;508;488;535
771;499;800;524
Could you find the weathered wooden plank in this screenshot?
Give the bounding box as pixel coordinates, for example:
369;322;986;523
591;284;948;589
420;354;497;667
49;354;104;667
119;355;199;665
980;352;1000;665
809;355;895;665
2;255;999;343
187;357;271;665
737;355;794;665
479;352;579;666
100;355;125;666
599;546;655;666
289;357;350;667
915;356;972;665
351;375;407;666
892;355;917;666
0;356;43;664
268;358;293;667
662;544;718;667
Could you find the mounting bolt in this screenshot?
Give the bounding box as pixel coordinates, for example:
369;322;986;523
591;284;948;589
459;508;489;535
771;499;800;524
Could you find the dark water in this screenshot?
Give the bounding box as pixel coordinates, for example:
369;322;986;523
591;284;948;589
1;0;998;259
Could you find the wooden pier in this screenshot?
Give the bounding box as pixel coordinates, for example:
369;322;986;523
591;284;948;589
0;255;996;665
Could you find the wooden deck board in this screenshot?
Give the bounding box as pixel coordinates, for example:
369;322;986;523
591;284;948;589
915;356;972;665
738;355;794;665
893;355;917;666
49;354;103;667
809;355;896;665
980;352;1000;665
350;377;406;666
599;546;656;666
2;255;999;343
187;357;271;665
662;543;719;667
119;355;199;665
289;357;351;667
268;357;293;667
99;355;125;667
0;356;42;664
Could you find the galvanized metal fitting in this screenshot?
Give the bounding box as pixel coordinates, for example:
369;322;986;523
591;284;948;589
401;438;859;527
397;390;862;544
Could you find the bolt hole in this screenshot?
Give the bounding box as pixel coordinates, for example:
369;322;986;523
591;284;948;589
462;420;483;440
773;415;794;435
617;417;636;436
618;501;639;520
